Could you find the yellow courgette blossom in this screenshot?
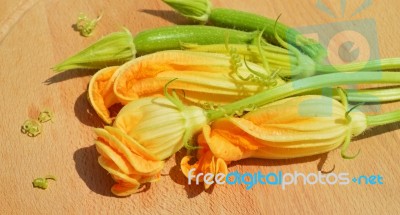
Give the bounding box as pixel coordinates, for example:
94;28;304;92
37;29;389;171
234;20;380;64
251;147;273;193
113;50;285;104
95;96;208;196
88;50;285;124
181;95;368;187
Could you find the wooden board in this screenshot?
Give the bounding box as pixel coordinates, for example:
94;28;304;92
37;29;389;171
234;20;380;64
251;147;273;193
1;0;399;214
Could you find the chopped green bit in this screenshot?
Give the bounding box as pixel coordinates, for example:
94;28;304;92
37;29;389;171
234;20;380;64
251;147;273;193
32;175;56;190
21;119;42;137
75;13;102;37
38;109;54;123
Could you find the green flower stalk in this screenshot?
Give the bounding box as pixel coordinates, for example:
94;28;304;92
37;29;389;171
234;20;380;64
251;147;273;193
206;72;400;120
316;58;400;73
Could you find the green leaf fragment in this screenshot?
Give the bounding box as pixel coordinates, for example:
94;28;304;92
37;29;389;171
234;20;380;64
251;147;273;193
75;13;103;37
32;175;56;190
21;109;54;137
38;109;54;123
21;120;42;137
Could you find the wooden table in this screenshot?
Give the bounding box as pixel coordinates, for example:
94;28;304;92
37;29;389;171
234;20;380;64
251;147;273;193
1;0;399;214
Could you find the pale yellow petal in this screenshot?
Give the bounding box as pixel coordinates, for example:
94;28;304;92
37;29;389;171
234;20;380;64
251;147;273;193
251;136;345;159
95;140;135;175
95;127;164;175
102;126;159;161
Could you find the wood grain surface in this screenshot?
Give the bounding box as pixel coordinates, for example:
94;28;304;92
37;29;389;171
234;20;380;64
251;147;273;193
1;0;399;214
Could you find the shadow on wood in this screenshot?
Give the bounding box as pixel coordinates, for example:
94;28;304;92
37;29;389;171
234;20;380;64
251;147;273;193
43;69;96;85
169;150;207;198
139;9;192;25
74;91;105;127
233;153;335;173
354;122;400;141
73;145;115;197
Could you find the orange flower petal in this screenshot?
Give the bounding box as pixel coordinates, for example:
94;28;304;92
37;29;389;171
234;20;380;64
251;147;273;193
111;182;141;197
88;66;120;124
201;124;255;161
180;152;228;189
113;50;285;105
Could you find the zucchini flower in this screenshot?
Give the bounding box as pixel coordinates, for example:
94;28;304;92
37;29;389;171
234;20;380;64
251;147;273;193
198;95;367;161
181;94;400;188
88;50;285;124
113;50;285;105
95;126;164;196
95;95;208;196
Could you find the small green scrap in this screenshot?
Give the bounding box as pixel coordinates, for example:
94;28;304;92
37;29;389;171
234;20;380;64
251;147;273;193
21;109;54;137
38;109;54;123
75;13;103;37
32;175;56;190
21;119;42;137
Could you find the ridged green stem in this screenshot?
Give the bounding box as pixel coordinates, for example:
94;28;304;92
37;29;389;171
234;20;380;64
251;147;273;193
316;58;400;73
206;72;400;120
367;110;400;127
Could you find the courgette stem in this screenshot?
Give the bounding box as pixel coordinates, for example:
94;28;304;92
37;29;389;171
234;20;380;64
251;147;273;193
206;72;400;120
304;87;400;103
367;110;400;127
316;58;400;73
345;87;400;103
